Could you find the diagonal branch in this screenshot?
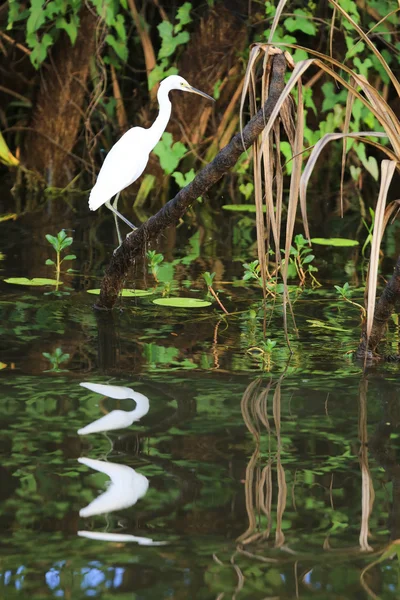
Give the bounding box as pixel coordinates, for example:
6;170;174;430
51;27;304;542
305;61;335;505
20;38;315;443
95;53;287;310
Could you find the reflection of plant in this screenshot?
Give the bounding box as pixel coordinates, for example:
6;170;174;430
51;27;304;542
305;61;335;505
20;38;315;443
247;339;277;371
42;348;70;372
146;250;164;282
45;230;76;295
202;271;228;314
334;282;366;320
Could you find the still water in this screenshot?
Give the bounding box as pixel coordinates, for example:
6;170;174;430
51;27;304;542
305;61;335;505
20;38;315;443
1;207;400;599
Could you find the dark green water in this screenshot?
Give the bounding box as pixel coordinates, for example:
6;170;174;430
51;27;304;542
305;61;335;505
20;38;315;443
1;208;400;599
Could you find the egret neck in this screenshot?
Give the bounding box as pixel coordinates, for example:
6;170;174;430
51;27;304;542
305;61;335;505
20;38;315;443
147;85;172;150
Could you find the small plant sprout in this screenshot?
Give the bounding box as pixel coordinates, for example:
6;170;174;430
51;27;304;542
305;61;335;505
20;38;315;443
146;250;164;282
334;282;366;320
202;271;229;315
243;260;263;286
242;260;281;298
287;234;321;287
45;230;76;295
42;348;70;372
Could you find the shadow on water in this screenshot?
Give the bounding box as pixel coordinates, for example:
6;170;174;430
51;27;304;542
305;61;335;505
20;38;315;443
1;208;400;598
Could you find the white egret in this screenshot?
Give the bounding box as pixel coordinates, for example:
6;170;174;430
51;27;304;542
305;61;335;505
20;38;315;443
77;382;149;435
89;75;215;244
78;457;149;517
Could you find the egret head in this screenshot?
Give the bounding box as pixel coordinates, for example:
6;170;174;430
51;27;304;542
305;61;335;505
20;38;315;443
159;75;215;102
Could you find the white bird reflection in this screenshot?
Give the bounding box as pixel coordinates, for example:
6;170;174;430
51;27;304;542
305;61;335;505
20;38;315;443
77;531;166;546
78;382;150;435
78;457;149;517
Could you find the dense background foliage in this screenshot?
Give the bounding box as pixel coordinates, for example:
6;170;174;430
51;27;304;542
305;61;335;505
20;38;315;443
1;0;399;222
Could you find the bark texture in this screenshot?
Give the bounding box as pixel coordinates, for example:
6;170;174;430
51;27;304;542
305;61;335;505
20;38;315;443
24;7;97;187
357;255;400;359
95;53;287;310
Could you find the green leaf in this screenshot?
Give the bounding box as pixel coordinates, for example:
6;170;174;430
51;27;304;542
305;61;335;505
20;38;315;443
153;132;187;174
29;32;54;68
45;259;56;266
302;254;315;264
63;254;76;261
105;33;128;61
158;21;189;59
174;2;192;33
56;14;79;45
311;238;359;247
60;238;73;250
153;297;212;308
87;289;154;297
172;169;196;188
45;234;58;250
4;277;61;286
284;9;316;35
222;204;266;213
148;60;178;89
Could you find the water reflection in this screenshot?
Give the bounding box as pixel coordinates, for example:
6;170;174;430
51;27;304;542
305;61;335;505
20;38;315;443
78;382;150;434
78;457;149;517
77;531;166;545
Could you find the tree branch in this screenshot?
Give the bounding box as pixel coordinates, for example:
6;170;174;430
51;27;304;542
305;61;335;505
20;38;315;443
95;53;287;310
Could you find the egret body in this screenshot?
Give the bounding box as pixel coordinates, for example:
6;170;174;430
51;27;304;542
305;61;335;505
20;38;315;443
89;75;214;244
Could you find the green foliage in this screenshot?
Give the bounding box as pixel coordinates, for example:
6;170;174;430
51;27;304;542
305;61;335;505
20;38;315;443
150;3;192;87
146;250;164;282
42;347;70;372
45;230;76;295
172;169;196;188
5;277;60;286
7;0;128;68
334;282;366;319
287;234;320;286
152;297;212;308
202;271;216;288
311;238;359;247
153;132;187;175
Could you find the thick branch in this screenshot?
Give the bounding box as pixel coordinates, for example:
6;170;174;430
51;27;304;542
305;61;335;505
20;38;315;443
96;53;287;310
356;255;400;359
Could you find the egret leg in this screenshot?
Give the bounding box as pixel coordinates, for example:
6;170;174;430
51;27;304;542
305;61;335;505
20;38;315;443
111;193;122;246
105;198;137;247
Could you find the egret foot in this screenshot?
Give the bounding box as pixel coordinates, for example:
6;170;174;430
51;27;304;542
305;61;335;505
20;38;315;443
113;226;138;255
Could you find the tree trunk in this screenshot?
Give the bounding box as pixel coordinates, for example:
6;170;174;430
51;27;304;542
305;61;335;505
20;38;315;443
23;7;98;188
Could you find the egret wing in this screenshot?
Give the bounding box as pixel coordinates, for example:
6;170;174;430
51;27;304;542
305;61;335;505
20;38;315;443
89;127;150;211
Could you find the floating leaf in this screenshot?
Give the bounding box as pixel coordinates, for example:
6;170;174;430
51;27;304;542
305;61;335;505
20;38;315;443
87;289;154;297
153;298;211;308
222;204;266;213
4;277;60;286
311;238;359;247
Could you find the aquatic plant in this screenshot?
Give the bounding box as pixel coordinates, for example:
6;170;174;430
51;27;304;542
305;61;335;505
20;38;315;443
45;230;76;295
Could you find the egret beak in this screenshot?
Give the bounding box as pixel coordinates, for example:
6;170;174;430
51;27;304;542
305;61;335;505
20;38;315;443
185;84;215;102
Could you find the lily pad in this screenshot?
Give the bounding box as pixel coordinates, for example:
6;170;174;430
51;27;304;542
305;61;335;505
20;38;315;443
87;288;154;297
153;297;212;308
222;204;266;213
5;277;60;286
311;238;359;247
